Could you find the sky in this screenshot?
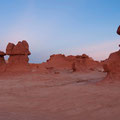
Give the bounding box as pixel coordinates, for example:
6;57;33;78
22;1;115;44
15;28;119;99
0;0;120;63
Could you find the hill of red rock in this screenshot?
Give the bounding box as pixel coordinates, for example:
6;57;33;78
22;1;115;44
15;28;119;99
30;54;102;73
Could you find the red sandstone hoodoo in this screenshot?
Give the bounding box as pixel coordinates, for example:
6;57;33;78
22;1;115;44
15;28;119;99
103;50;120;81
102;26;120;81
6;40;31;64
5;40;31;72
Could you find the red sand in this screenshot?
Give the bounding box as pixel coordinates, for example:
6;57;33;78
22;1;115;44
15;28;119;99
0;71;112;120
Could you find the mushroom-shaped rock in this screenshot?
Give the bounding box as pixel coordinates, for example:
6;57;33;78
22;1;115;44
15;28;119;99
6;40;31;65
117;25;120;35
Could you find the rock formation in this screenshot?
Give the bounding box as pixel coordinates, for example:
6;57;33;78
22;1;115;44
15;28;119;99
46;54;71;70
117;25;120;35
0;40;103;73
0;51;6;72
40;54;102;73
6;40;31;72
70;54;101;72
101;26;120;81
0;51;6;64
103;50;120;81
6;40;31;64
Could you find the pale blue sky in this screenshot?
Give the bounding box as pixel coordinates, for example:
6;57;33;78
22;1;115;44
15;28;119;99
0;0;120;63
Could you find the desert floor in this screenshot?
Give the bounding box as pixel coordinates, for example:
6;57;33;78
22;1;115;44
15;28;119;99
0;71;120;120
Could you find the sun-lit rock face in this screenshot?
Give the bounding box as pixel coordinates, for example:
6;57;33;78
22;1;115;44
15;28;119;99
103;50;120;80
6;40;31;64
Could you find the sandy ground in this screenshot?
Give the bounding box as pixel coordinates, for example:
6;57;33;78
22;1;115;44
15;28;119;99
0;71;120;120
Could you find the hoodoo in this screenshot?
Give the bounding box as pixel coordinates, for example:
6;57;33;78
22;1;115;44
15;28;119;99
6;40;31;64
103;51;120;81
103;26;120;81
6;40;31;72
